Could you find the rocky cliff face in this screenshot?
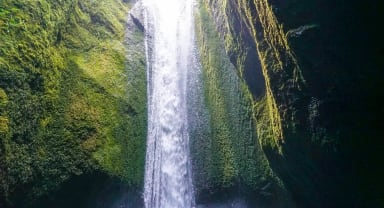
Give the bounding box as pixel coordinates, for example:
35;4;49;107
1;0;382;207
0;0;146;207
192;2;295;207
200;0;384;207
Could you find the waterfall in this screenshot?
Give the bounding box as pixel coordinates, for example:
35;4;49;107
142;0;196;207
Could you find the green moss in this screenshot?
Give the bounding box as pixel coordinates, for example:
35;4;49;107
195;1;294;205
0;116;9;134
0;0;146;206
195;2;237;188
0;88;8;108
195;0;283;197
198;1;286;154
239;0;305;152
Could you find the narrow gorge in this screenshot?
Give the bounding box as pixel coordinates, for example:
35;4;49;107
0;0;383;207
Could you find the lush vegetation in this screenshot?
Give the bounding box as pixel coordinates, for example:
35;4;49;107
2;0;382;207
203;0;384;207
0;0;146;206
193;2;291;206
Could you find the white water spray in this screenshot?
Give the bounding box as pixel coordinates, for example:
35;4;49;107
142;0;196;207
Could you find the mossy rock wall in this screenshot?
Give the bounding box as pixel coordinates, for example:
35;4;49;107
202;0;384;207
0;0;146;207
193;2;293;206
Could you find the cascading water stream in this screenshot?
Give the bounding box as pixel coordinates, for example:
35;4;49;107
142;0;196;207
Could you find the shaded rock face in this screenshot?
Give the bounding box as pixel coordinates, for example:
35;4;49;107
193;2;296;207
202;0;384;207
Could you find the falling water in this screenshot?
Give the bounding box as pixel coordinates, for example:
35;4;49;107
142;0;196;207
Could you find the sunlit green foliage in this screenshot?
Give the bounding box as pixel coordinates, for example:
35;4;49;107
0;0;146;206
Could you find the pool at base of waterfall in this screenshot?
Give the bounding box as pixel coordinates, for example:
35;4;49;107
197;198;248;208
